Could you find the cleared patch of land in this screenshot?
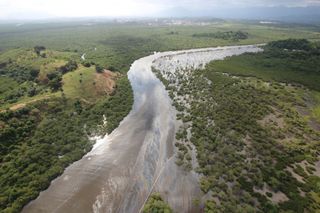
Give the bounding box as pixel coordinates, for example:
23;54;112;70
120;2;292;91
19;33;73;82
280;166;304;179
63;67;117;102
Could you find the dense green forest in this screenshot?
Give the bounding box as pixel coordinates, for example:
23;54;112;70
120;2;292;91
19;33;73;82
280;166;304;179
192;31;249;41
0;76;133;212
212;39;320;91
153;39;320;212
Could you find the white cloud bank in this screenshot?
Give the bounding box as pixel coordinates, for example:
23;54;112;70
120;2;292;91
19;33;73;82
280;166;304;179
0;0;319;19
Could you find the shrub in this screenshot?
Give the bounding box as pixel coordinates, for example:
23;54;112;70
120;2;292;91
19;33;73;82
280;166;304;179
58;60;78;74
34;46;46;55
143;193;172;213
95;64;104;73
107;65;116;71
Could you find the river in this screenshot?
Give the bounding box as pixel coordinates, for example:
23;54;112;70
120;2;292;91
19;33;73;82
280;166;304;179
23;44;263;213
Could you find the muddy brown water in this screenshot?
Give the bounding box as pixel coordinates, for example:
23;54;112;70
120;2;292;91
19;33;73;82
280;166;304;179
22;45;263;213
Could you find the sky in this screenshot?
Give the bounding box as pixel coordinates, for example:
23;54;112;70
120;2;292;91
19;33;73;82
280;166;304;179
0;0;320;20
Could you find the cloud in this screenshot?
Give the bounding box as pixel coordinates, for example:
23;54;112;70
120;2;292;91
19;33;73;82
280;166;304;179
144;0;320;7
0;0;319;19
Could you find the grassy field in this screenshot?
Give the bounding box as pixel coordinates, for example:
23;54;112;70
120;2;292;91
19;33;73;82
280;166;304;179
62;66;97;101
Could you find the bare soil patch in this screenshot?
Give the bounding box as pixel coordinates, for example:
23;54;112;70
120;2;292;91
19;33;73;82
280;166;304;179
94;70;118;95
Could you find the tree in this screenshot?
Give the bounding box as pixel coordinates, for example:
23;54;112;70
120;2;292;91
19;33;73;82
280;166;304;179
74;100;83;114
205;200;218;213
48;76;62;91
59;60;78;74
47;72;59;80
95;64;104;73
28;87;37;97
82;61;91;67
30;69;40;79
143;193;172;213
34;46;46;56
107;65;116;72
267;39;312;51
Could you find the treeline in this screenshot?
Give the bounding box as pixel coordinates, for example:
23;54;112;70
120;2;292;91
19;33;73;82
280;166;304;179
58;60;78;74
267;39;314;51
81;61;115;73
192;31;249;41
0;63;39;83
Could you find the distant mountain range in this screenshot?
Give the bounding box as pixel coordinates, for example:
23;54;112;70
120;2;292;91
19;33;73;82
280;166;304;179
158;6;320;24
